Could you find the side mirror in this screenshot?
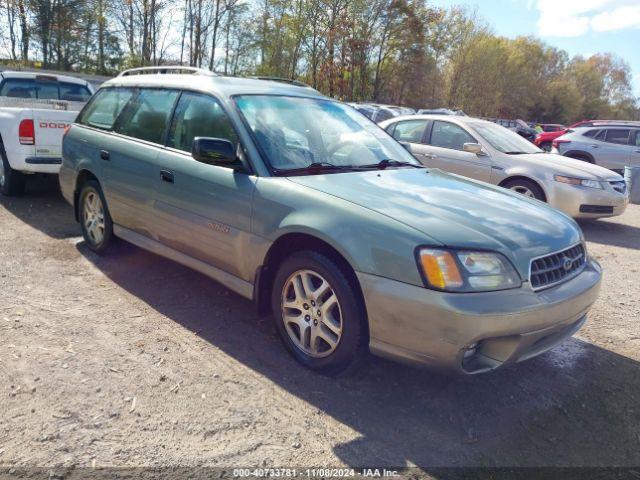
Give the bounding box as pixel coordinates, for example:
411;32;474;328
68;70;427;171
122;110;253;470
463;142;484;155
192;137;239;167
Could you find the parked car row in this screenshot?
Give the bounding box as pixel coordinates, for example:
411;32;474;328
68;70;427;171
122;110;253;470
379;114;628;219
0;68;619;377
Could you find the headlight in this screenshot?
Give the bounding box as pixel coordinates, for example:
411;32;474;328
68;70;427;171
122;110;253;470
554;175;602;189
417;248;521;292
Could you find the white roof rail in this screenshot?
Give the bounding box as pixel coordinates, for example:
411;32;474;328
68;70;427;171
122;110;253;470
118;66;218;77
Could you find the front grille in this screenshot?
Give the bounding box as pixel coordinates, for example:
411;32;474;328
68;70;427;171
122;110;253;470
579;205;614;214
530;244;586;290
609;180;627;194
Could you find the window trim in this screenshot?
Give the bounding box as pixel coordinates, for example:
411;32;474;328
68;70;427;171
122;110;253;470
427;120;478;152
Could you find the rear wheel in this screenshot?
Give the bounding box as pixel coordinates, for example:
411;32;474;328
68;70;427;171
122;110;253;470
566;152;593;163
0;144;26;196
503;178;545;201
79;180;114;254
271;251;366;375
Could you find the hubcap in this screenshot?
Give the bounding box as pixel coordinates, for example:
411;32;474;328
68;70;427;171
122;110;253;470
83;191;106;245
511;185;535;198
281;269;343;358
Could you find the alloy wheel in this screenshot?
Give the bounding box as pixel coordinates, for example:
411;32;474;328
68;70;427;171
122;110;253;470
281;269;343;358
510;185;535;198
83;191;106;245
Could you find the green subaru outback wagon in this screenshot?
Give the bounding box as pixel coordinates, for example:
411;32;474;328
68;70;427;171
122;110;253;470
60;67;602;375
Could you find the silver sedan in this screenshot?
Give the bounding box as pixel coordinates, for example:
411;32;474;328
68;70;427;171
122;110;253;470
379;115;629;218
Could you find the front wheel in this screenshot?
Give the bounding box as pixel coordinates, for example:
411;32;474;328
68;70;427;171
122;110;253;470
503;179;546;201
79;180;114;254
0;146;26;196
271;251;366;375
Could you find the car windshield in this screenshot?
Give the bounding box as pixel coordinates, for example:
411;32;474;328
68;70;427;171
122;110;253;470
471;121;542;154
235;95;421;172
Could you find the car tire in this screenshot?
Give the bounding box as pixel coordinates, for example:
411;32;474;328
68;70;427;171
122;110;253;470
271;251;367;375
539;142;552;152
0;142;26;197
503;178;546;201
79;180;114;254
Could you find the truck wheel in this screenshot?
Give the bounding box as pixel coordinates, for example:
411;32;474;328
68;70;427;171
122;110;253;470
79;180;114;254
0;144;26;196
503;178;546;201
271;251;367;376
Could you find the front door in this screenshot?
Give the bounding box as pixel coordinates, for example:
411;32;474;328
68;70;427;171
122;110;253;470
152;91;256;280
424;120;492;182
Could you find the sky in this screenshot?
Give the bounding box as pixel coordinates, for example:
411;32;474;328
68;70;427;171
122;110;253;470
429;0;640;96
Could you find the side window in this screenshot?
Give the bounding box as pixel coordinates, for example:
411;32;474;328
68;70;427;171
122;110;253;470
594;130;606;141
583;129;600;138
430;121;475;151
392;120;428;143
116;89;180;144
167;92;238;153
633;130;640;147
78;88;134;130
59;82;92;102
604;129;631;145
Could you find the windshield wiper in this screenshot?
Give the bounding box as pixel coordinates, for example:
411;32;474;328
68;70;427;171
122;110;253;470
358;159;424;170
272;162;360;176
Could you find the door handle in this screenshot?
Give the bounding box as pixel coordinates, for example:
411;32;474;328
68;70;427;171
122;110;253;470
100;150;110;161
160;170;174;184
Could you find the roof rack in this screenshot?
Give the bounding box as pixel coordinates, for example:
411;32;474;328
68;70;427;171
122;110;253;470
118;66;218;77
250;76;310;88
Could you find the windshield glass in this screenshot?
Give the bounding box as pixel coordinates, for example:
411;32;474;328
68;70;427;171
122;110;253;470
471;121;542;154
235;95;420;171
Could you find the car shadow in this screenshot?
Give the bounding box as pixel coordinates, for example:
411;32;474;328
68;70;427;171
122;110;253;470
0;174;78;239
578;217;640;250
77;240;640;470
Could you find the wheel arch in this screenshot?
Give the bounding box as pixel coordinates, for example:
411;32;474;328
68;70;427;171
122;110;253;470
254;232;368;336
74;169;100;221
498;175;548;202
564;150;595;163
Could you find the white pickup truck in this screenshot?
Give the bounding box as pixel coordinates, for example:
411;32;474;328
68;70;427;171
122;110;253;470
0;71;94;196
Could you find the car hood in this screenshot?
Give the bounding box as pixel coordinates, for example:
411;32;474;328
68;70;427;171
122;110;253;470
287;168;582;278
510;153;622;180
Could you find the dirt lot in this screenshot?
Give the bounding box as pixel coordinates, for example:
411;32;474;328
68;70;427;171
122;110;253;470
1;175;639;473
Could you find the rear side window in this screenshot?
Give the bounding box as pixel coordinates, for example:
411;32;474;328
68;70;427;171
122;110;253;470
78;88;134;130
430;121;475;151
583;129;600;138
59;82;92;101
115;89;180;144
167;92;238;153
0;77;57;99
604;129;630;145
391;120;428;143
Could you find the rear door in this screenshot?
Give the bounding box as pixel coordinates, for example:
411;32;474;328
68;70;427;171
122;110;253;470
386;119;432;165
153;91;256;279
423;120;492;182
596;128;632;171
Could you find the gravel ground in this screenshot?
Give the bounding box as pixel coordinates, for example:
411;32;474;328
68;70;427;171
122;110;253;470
0;175;639;473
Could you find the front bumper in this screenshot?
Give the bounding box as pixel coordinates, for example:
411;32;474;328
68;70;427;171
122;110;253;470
548;181;628;219
357;259;601;374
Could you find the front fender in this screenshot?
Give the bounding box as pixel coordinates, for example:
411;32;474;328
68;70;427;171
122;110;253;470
252;177;438;287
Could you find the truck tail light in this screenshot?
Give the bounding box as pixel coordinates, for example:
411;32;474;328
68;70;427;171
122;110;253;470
19;119;35;145
552;139;571;149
